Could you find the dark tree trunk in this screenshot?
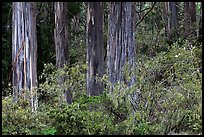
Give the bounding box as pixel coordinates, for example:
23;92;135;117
163;2;168;38
184;2;191;38
86;2;104;96
167;2;178;42
12;2;38;112
190;2;197;37
54;2;72;104
198;2;202;42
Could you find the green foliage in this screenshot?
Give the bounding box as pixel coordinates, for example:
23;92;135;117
38;63;86;104
135;41;202;134
2;2;202;135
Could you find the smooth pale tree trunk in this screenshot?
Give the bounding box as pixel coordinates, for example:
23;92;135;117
12;2;38;112
54;2;72;104
107;2;137;111
86;2;104;96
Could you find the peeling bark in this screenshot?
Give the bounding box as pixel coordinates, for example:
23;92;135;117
107;2;136;87
54;2;71;104
12;2;38;112
86;2;104;96
107;2;137;113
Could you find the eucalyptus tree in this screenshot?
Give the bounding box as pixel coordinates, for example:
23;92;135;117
167;2;178;43
184;2;197;39
107;2;137;111
86;2;105;96
54;2;71;104
12;2;38;112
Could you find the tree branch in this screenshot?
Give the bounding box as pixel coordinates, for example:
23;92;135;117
65;8;86;28
136;2;157;27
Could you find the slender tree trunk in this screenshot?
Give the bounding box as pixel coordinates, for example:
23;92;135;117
12;2;38;112
184;2;191;38
198;2;202;42
163;2;168;39
190;2;197;37
86;2;104;96
167;2;178;42
54;2;71;104
72;13;80;47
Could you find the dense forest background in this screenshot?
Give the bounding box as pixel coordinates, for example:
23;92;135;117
2;2;202;135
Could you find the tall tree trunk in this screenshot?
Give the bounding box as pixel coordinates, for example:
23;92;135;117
167;2;178;43
107;2;136;86
54;2;71;104
72;13;80;47
163;2;168;39
107;2;137;111
198;2;202;42
190;2;197;37
86;2;104;96
12;2;38;112
184;2;191;38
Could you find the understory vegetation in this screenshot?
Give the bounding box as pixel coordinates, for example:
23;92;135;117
2;2;202;135
2;40;202;135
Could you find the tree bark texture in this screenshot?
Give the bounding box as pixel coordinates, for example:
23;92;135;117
190;2;197;37
184;2;191;38
72;13;80;47
167;2;178;41
107;2;136;89
163;2;168;38
12;2;38;112
54;2;72;104
198;2;202;41
86;2;104;96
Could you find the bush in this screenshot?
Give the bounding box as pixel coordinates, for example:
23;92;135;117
2;40;201;135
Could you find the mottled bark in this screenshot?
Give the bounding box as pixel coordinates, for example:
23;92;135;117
86;2;104;96
107;2;136;87
107;2;137;113
12;2;38;112
54;2;71;104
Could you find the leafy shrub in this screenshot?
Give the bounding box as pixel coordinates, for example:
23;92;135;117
135;41;202;134
38;63;86;104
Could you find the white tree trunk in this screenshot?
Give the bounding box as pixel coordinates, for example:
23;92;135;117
12;2;38;112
